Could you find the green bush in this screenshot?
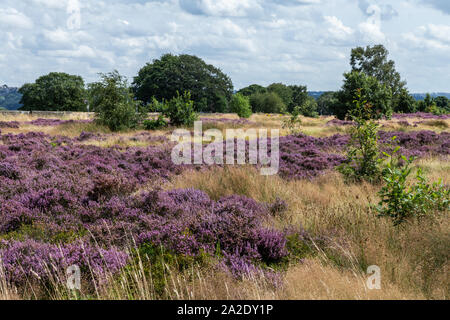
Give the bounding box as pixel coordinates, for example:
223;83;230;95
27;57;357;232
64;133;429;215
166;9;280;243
230;93;252;118
338;91;382;183
162;91;198;127
297;96;319;118
143;114;168;130
376;145;449;225
90;71;146;132
249;91;286;114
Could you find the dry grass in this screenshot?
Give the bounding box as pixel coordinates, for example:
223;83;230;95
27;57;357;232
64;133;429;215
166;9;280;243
1;112;448;300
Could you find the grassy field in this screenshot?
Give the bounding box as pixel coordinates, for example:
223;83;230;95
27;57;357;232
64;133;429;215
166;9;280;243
0;112;448;300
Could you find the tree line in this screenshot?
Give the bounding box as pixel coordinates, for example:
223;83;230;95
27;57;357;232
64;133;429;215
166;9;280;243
16;45;450;120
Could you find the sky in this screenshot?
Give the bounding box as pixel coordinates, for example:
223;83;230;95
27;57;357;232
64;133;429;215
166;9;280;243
0;0;449;92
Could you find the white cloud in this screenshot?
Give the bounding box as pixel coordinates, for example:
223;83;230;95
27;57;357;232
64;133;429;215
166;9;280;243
0;8;33;29
358;4;385;43
324;16;354;40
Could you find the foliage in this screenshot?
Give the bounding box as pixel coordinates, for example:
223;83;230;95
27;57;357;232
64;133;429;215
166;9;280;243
376;143;449;225
143;115;168;130
161;91;198;127
249;91;286;114
331;71;393;120
288;85;309;113
132;54;233;113
350;45;406;98
316;91;338;115
282;106;302;134
394;88;417;113
267;83;293;110
230;93;252;118
19;73;86;111
237;84;267;97
297;96;319;118
90;71;146;131
338;90;382;183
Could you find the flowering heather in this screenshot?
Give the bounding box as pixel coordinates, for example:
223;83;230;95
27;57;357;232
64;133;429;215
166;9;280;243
199;117;255;125
25;118;93;126
0;121;20;129
326;119;355;126
392;112;450;120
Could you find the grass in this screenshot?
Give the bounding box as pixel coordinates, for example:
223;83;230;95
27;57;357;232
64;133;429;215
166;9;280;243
0;112;448;300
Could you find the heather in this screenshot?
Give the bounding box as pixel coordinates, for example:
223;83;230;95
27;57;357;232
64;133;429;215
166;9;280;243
0;112;449;299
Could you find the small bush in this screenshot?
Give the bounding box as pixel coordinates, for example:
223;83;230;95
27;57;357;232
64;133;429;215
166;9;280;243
91;71;146;131
162;91;198;127
143;115;168;130
282;106;302;134
376;145;449;225
249;92;286;114
338;90;382;183
230;93;252;118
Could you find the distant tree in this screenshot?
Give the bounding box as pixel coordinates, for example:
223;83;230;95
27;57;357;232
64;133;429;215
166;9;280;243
393;88;417;113
90;71;146;131
237;84;267;97
288;85;308;113
350;45;406;97
267;83;293;109
433;96;450;113
316;91;338;115
331;71;393;120
417;93;434;112
297;96;319;118
19;72;86;111
249;92;286;114
230;93;252;118
132;54;233;113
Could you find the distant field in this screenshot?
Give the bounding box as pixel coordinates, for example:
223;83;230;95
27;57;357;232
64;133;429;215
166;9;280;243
0;112;448;300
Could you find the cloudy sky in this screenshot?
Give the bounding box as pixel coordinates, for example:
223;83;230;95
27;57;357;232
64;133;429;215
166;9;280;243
0;0;449;92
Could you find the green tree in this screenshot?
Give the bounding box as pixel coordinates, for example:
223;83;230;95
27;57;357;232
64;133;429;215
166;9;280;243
162;91;198;127
249;91;286;114
316;91;338;115
288;85;308;113
132;54;233;113
394;88;417;113
297;96;318;118
19;72;86;111
331;71;393;120
267;83;293;109
230;93;252;118
90;71;145;131
237;84;267;97
434;96;449;113
350;45;406;97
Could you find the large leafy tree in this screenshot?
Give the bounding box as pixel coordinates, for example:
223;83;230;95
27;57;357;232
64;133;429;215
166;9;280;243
331;71;393;120
19;72;86;111
267;83;293;109
350;45;406;98
237;84;267;97
393;88;417;113
288;85;308;112
132;54;233;113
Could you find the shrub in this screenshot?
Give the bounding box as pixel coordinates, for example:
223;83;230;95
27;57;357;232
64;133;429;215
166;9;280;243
90;71;146;131
249;92;286;114
230;93;252;118
338;90;382;183
376;145;449;225
297;96;319;118
143;115;168;130
162;91;198;127
282;106;302;134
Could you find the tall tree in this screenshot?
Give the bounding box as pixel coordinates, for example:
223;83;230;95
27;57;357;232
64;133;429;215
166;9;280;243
350;45;406;98
19;72;86;111
331;71;393;120
132;54;233;113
